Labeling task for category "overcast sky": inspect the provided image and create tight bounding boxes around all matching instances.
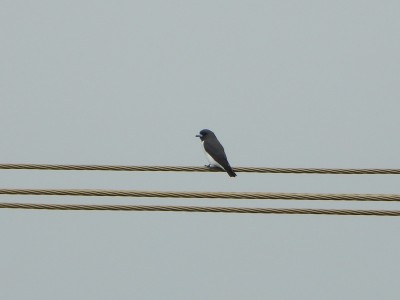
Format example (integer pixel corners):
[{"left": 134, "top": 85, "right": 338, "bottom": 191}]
[{"left": 1, "top": 1, "right": 400, "bottom": 299}]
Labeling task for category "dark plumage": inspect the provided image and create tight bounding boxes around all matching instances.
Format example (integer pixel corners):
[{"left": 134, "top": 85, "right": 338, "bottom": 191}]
[{"left": 196, "top": 129, "right": 237, "bottom": 177}]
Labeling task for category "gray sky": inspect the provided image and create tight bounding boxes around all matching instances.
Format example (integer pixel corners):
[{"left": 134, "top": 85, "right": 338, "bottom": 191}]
[{"left": 1, "top": 1, "right": 400, "bottom": 299}]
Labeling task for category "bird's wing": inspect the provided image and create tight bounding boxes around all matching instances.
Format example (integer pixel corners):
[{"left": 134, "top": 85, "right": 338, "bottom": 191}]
[{"left": 204, "top": 140, "right": 231, "bottom": 168}]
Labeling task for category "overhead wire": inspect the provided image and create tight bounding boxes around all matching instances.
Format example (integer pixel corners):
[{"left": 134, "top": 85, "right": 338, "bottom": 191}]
[
  {"left": 1, "top": 164, "right": 400, "bottom": 216},
  {"left": 1, "top": 188, "right": 400, "bottom": 202},
  {"left": 0, "top": 202, "right": 399, "bottom": 216},
  {"left": 0, "top": 163, "right": 400, "bottom": 174}
]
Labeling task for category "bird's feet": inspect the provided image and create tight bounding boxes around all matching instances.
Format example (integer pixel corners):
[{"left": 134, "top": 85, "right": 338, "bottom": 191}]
[{"left": 205, "top": 164, "right": 219, "bottom": 170}]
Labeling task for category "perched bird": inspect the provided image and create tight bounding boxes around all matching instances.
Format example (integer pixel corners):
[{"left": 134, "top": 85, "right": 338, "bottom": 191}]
[{"left": 196, "top": 129, "right": 237, "bottom": 177}]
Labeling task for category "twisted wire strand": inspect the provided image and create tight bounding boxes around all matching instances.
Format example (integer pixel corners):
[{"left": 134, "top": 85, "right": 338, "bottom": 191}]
[
  {"left": 1, "top": 164, "right": 400, "bottom": 174},
  {"left": 0, "top": 202, "right": 399, "bottom": 216},
  {"left": 1, "top": 188, "right": 400, "bottom": 202}
]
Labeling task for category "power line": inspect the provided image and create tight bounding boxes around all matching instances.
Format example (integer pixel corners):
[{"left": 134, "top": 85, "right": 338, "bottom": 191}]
[
  {"left": 1, "top": 188, "right": 400, "bottom": 202},
  {"left": 0, "top": 202, "right": 399, "bottom": 216},
  {"left": 0, "top": 164, "right": 400, "bottom": 174}
]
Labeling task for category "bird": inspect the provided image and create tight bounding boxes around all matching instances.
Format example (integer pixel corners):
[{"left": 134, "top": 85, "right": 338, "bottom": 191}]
[{"left": 195, "top": 129, "right": 237, "bottom": 177}]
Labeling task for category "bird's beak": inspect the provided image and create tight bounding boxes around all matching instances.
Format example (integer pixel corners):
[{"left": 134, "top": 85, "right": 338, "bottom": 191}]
[{"left": 195, "top": 134, "right": 202, "bottom": 138}]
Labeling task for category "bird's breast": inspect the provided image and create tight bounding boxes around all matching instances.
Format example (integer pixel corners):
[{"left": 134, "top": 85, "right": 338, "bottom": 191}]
[{"left": 202, "top": 141, "right": 224, "bottom": 170}]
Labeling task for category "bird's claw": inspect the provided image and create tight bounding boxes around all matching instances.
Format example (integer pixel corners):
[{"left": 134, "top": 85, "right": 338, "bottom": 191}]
[{"left": 205, "top": 164, "right": 219, "bottom": 170}]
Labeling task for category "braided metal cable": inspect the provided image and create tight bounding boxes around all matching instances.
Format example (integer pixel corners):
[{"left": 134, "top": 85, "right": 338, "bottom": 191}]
[
  {"left": 1, "top": 164, "right": 400, "bottom": 174},
  {"left": 1, "top": 188, "right": 400, "bottom": 202},
  {"left": 0, "top": 202, "right": 399, "bottom": 216}
]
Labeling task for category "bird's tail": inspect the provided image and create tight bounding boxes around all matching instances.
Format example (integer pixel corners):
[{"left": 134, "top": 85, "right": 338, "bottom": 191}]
[{"left": 226, "top": 166, "right": 237, "bottom": 177}]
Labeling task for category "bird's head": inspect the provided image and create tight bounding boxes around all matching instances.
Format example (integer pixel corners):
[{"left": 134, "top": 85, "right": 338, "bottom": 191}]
[{"left": 195, "top": 129, "right": 214, "bottom": 141}]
